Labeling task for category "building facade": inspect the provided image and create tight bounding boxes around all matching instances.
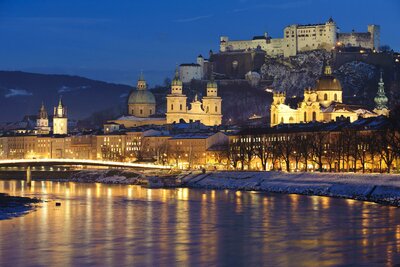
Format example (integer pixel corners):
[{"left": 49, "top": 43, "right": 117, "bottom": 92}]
[
  {"left": 270, "top": 65, "right": 378, "bottom": 126},
  {"left": 166, "top": 70, "right": 222, "bottom": 126}
]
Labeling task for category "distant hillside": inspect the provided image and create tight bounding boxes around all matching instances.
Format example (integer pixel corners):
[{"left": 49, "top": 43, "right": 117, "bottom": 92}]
[{"left": 0, "top": 71, "right": 133, "bottom": 122}]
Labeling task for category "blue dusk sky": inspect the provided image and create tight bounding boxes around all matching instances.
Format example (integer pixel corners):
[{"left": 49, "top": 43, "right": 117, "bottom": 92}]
[{"left": 0, "top": 0, "right": 399, "bottom": 86}]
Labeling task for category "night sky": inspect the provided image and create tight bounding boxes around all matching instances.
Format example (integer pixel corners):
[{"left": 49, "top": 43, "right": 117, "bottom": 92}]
[{"left": 0, "top": 0, "right": 399, "bottom": 86}]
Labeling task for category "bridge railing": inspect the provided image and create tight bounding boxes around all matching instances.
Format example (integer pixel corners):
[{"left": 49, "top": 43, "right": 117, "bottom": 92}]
[{"left": 0, "top": 159, "right": 171, "bottom": 170}]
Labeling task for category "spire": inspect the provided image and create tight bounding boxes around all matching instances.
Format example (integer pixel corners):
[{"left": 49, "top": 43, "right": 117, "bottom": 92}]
[
  {"left": 139, "top": 70, "right": 144, "bottom": 81},
  {"left": 58, "top": 96, "right": 63, "bottom": 108},
  {"left": 137, "top": 71, "right": 147, "bottom": 90},
  {"left": 171, "top": 65, "right": 183, "bottom": 87},
  {"left": 374, "top": 70, "right": 388, "bottom": 110},
  {"left": 207, "top": 65, "right": 217, "bottom": 89},
  {"left": 54, "top": 96, "right": 66, "bottom": 118},
  {"left": 38, "top": 102, "right": 48, "bottom": 119}
]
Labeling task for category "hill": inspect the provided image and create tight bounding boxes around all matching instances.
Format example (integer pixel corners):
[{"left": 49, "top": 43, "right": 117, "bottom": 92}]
[{"left": 0, "top": 71, "right": 133, "bottom": 122}]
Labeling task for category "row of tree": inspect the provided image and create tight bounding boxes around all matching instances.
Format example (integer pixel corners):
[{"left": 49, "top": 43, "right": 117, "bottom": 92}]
[{"left": 229, "top": 128, "right": 400, "bottom": 173}]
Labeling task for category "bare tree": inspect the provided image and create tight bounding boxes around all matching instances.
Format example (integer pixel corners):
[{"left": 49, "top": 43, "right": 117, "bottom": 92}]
[
  {"left": 311, "top": 131, "right": 328, "bottom": 172},
  {"left": 253, "top": 135, "right": 272, "bottom": 171},
  {"left": 378, "top": 129, "right": 397, "bottom": 173},
  {"left": 277, "top": 134, "right": 295, "bottom": 172}
]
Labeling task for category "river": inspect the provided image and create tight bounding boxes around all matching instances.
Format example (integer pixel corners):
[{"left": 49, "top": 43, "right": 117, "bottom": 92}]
[{"left": 0, "top": 179, "right": 400, "bottom": 266}]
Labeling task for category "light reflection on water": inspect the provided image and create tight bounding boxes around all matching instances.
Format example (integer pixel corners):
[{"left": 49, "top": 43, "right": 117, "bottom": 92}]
[{"left": 0, "top": 180, "right": 400, "bottom": 266}]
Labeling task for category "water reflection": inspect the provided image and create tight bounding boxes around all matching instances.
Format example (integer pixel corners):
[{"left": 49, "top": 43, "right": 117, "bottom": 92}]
[{"left": 0, "top": 180, "right": 400, "bottom": 266}]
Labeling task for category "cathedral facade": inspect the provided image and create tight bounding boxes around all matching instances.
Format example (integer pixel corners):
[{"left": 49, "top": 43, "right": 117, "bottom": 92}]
[
  {"left": 270, "top": 65, "right": 386, "bottom": 127},
  {"left": 166, "top": 70, "right": 222, "bottom": 126}
]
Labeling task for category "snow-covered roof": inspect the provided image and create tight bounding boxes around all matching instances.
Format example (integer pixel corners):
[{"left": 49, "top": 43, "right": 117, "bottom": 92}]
[{"left": 114, "top": 115, "right": 165, "bottom": 122}]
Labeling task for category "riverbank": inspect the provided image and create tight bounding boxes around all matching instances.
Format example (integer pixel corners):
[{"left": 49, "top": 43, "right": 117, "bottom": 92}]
[
  {"left": 0, "top": 193, "right": 41, "bottom": 220},
  {"left": 2, "top": 169, "right": 400, "bottom": 207},
  {"left": 0, "top": 169, "right": 181, "bottom": 186},
  {"left": 181, "top": 171, "right": 400, "bottom": 207}
]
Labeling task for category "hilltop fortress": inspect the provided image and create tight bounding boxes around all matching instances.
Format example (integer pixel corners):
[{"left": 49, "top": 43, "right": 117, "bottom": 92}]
[{"left": 219, "top": 18, "right": 380, "bottom": 57}]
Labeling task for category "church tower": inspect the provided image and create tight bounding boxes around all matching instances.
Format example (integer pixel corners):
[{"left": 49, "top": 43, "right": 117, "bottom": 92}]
[
  {"left": 373, "top": 71, "right": 389, "bottom": 116},
  {"left": 166, "top": 68, "right": 187, "bottom": 123},
  {"left": 36, "top": 102, "right": 50, "bottom": 134},
  {"left": 53, "top": 97, "right": 68, "bottom": 135},
  {"left": 202, "top": 72, "right": 222, "bottom": 126}
]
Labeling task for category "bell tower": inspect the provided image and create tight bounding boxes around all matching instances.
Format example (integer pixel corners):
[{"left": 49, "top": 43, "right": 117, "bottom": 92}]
[
  {"left": 166, "top": 67, "right": 188, "bottom": 123},
  {"left": 36, "top": 102, "right": 50, "bottom": 134},
  {"left": 202, "top": 72, "right": 222, "bottom": 126},
  {"left": 53, "top": 97, "right": 68, "bottom": 135},
  {"left": 373, "top": 70, "right": 390, "bottom": 116}
]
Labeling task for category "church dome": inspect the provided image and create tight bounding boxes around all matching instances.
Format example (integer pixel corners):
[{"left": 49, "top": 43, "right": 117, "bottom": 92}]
[
  {"left": 128, "top": 90, "right": 156, "bottom": 105},
  {"left": 315, "top": 66, "right": 342, "bottom": 91}
]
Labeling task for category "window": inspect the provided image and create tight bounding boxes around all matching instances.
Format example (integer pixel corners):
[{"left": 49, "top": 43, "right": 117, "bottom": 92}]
[
  {"left": 324, "top": 93, "right": 328, "bottom": 101},
  {"left": 304, "top": 112, "right": 307, "bottom": 122},
  {"left": 334, "top": 93, "right": 337, "bottom": 101},
  {"left": 171, "top": 104, "right": 173, "bottom": 111},
  {"left": 150, "top": 109, "right": 152, "bottom": 115},
  {"left": 180, "top": 104, "right": 182, "bottom": 110},
  {"left": 281, "top": 117, "right": 284, "bottom": 124},
  {"left": 140, "top": 109, "right": 143, "bottom": 115},
  {"left": 312, "top": 111, "right": 317, "bottom": 121},
  {"left": 215, "top": 106, "right": 218, "bottom": 112}
]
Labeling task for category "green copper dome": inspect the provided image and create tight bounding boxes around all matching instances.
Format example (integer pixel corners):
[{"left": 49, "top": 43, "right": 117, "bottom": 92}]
[
  {"left": 128, "top": 73, "right": 156, "bottom": 104},
  {"left": 207, "top": 72, "right": 217, "bottom": 89},
  {"left": 128, "top": 90, "right": 156, "bottom": 105},
  {"left": 171, "top": 67, "right": 182, "bottom": 86}
]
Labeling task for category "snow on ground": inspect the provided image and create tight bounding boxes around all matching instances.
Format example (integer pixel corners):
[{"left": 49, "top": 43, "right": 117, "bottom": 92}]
[
  {"left": 182, "top": 171, "right": 400, "bottom": 206},
  {"left": 67, "top": 170, "right": 145, "bottom": 184}
]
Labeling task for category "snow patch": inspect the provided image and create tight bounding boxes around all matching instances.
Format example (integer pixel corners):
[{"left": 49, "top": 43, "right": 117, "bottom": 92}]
[{"left": 4, "top": 89, "right": 33, "bottom": 98}]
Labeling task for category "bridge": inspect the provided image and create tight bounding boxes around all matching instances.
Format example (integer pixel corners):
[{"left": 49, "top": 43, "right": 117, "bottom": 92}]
[{"left": 0, "top": 159, "right": 171, "bottom": 184}]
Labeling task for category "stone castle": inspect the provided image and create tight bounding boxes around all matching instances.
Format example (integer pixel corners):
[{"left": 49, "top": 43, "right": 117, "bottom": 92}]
[{"left": 220, "top": 18, "right": 380, "bottom": 57}]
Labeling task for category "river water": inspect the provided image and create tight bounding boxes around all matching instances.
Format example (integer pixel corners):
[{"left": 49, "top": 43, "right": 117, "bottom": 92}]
[{"left": 0, "top": 180, "right": 400, "bottom": 266}]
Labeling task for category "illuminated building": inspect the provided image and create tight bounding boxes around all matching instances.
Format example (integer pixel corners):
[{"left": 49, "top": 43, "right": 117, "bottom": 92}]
[
  {"left": 53, "top": 97, "right": 68, "bottom": 135},
  {"left": 166, "top": 69, "right": 222, "bottom": 126},
  {"left": 270, "top": 64, "right": 378, "bottom": 126}
]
